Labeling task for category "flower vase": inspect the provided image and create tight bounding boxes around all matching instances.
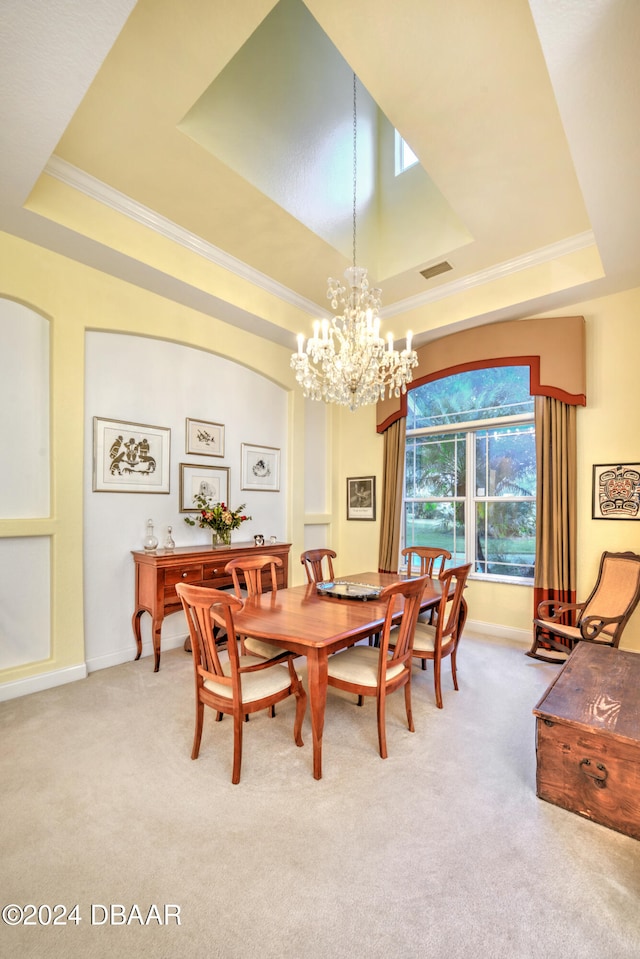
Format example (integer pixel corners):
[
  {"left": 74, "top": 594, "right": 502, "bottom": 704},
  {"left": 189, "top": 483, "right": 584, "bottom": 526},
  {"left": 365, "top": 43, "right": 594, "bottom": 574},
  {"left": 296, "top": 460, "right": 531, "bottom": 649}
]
[{"left": 212, "top": 529, "right": 231, "bottom": 547}]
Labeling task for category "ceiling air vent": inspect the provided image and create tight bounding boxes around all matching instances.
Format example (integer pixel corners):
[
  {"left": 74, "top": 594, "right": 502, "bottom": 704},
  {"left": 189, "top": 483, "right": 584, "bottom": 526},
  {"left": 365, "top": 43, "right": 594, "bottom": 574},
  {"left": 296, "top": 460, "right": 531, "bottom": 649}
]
[{"left": 420, "top": 261, "right": 452, "bottom": 281}]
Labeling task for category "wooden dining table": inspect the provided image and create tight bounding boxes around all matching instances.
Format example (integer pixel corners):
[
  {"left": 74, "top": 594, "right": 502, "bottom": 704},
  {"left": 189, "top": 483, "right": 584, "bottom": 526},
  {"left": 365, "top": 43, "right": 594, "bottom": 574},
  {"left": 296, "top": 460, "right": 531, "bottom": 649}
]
[{"left": 233, "top": 570, "right": 454, "bottom": 779}]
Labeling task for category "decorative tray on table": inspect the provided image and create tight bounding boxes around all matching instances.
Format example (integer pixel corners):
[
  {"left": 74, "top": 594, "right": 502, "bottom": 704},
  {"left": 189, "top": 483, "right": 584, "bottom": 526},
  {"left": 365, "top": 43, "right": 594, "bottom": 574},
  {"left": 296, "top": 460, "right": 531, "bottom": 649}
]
[{"left": 316, "top": 581, "right": 382, "bottom": 601}]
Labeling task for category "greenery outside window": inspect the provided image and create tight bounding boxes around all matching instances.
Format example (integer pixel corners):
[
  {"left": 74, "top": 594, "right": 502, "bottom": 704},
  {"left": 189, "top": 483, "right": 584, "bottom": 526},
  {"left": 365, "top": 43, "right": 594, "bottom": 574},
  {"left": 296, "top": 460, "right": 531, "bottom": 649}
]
[{"left": 403, "top": 367, "right": 536, "bottom": 582}]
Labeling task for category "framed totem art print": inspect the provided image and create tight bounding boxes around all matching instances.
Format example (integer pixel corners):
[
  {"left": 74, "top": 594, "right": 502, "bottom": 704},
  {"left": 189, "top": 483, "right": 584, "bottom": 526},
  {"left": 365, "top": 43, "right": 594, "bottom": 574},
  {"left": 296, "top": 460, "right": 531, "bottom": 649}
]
[{"left": 592, "top": 463, "right": 640, "bottom": 520}]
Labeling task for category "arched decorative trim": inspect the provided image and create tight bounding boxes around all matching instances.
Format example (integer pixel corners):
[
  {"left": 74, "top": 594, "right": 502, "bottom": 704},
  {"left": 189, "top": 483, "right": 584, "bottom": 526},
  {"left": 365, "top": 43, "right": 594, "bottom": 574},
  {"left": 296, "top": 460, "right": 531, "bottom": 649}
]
[{"left": 376, "top": 316, "right": 586, "bottom": 433}]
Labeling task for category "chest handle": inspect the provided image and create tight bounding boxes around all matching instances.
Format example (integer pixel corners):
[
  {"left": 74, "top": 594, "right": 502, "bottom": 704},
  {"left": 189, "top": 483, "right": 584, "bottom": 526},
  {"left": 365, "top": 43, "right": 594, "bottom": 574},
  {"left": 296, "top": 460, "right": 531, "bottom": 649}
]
[{"left": 579, "top": 758, "right": 608, "bottom": 788}]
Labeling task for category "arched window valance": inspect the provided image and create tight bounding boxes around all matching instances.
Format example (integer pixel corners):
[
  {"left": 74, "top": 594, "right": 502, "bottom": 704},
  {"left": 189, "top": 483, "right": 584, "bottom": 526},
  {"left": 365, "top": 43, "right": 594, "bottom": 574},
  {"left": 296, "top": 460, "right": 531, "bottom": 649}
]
[{"left": 376, "top": 315, "right": 586, "bottom": 433}]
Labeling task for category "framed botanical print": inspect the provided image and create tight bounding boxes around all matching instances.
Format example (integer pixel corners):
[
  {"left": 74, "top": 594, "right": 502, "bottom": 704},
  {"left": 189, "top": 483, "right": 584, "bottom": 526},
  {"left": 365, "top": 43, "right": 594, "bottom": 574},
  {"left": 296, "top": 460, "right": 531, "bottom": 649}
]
[
  {"left": 241, "top": 443, "right": 280, "bottom": 491},
  {"left": 179, "top": 463, "right": 230, "bottom": 512},
  {"left": 347, "top": 475, "right": 376, "bottom": 521},
  {"left": 185, "top": 418, "right": 225, "bottom": 457},
  {"left": 93, "top": 417, "right": 170, "bottom": 493},
  {"left": 592, "top": 463, "right": 640, "bottom": 520}
]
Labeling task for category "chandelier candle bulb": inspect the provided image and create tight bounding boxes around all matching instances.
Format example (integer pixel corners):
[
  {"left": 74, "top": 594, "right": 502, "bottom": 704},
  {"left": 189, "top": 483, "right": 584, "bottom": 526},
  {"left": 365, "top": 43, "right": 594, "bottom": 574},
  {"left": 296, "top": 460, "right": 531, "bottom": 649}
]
[
  {"left": 297, "top": 333, "right": 304, "bottom": 355},
  {"left": 406, "top": 331, "right": 413, "bottom": 353},
  {"left": 387, "top": 333, "right": 394, "bottom": 352}
]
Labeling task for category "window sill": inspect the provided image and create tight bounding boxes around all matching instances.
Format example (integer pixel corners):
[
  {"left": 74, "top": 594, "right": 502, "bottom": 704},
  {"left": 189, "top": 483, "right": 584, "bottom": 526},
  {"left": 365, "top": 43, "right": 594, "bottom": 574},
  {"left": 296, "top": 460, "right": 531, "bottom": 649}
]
[{"left": 469, "top": 573, "right": 533, "bottom": 587}]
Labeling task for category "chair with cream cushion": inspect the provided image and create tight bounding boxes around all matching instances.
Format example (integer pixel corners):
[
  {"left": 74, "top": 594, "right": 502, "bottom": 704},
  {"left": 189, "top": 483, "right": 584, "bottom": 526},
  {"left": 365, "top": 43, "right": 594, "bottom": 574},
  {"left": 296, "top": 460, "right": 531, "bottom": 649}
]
[
  {"left": 300, "top": 548, "right": 337, "bottom": 584},
  {"left": 326, "top": 575, "right": 428, "bottom": 760},
  {"left": 225, "top": 554, "right": 293, "bottom": 662},
  {"left": 396, "top": 563, "right": 471, "bottom": 709},
  {"left": 176, "top": 582, "right": 306, "bottom": 784}
]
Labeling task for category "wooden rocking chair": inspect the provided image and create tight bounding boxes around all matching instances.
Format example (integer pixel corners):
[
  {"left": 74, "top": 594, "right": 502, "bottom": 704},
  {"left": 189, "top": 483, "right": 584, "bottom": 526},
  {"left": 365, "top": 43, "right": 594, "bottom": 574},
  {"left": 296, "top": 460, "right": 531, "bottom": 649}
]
[{"left": 527, "top": 550, "right": 640, "bottom": 663}]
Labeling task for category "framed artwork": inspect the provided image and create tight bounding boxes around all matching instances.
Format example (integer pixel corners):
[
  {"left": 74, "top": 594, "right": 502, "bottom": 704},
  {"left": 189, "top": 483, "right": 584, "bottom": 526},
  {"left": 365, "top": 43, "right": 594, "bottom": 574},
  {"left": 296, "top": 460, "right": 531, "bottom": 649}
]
[
  {"left": 347, "top": 475, "right": 376, "bottom": 521},
  {"left": 592, "top": 463, "right": 640, "bottom": 520},
  {"left": 241, "top": 443, "right": 280, "bottom": 491},
  {"left": 179, "top": 463, "right": 230, "bottom": 512},
  {"left": 93, "top": 417, "right": 170, "bottom": 493},
  {"left": 185, "top": 418, "right": 225, "bottom": 457}
]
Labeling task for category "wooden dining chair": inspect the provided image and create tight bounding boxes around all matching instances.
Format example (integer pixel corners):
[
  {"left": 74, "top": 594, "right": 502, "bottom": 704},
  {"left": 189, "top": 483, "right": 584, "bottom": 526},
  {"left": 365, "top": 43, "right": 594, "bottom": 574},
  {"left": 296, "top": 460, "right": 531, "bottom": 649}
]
[
  {"left": 225, "top": 554, "right": 294, "bottom": 662},
  {"left": 300, "top": 548, "right": 337, "bottom": 584},
  {"left": 402, "top": 546, "right": 452, "bottom": 628},
  {"left": 402, "top": 546, "right": 451, "bottom": 577},
  {"left": 393, "top": 563, "right": 471, "bottom": 709},
  {"left": 326, "top": 575, "right": 428, "bottom": 760},
  {"left": 176, "top": 583, "right": 306, "bottom": 784}
]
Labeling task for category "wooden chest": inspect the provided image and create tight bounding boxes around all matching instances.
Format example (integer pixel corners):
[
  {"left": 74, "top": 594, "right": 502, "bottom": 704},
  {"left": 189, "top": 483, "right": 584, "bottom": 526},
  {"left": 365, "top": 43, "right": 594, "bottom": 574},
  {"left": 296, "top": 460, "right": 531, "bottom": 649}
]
[{"left": 533, "top": 643, "right": 640, "bottom": 840}]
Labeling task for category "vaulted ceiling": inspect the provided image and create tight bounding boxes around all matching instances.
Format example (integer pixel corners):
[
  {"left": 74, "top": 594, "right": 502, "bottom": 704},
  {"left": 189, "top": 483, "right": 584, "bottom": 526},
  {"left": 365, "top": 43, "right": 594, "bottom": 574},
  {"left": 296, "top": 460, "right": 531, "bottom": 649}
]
[{"left": 2, "top": 0, "right": 639, "bottom": 350}]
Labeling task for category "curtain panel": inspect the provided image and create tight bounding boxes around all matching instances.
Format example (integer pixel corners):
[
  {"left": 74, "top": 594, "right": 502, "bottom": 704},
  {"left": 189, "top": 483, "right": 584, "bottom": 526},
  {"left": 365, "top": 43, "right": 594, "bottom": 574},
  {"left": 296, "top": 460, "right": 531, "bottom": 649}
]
[
  {"left": 530, "top": 396, "right": 577, "bottom": 652},
  {"left": 377, "top": 417, "right": 406, "bottom": 573}
]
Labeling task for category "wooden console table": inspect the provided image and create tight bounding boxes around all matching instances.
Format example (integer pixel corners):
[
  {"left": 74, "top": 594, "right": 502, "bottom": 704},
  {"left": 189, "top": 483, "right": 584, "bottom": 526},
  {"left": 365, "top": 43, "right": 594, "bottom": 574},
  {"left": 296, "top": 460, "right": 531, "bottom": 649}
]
[{"left": 132, "top": 541, "right": 291, "bottom": 671}]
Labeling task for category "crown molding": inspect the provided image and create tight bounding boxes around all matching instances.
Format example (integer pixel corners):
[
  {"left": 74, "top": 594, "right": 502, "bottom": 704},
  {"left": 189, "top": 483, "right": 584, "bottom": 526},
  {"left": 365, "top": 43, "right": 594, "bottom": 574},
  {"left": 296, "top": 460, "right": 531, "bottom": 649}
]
[
  {"left": 381, "top": 230, "right": 596, "bottom": 319},
  {"left": 45, "top": 157, "right": 595, "bottom": 326},
  {"left": 45, "top": 156, "right": 325, "bottom": 318}
]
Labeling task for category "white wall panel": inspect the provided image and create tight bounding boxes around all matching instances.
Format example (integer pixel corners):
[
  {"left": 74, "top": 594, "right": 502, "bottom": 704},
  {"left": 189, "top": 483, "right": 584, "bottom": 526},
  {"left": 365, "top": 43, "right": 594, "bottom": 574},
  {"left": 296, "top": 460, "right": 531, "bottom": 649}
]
[
  {"left": 0, "top": 299, "right": 49, "bottom": 517},
  {"left": 0, "top": 537, "right": 50, "bottom": 669}
]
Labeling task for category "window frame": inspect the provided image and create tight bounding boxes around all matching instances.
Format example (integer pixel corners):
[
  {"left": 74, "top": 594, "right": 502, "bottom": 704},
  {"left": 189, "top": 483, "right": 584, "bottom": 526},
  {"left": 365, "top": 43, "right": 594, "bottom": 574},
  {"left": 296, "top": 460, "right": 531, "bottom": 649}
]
[
  {"left": 403, "top": 412, "right": 536, "bottom": 585},
  {"left": 394, "top": 130, "right": 419, "bottom": 175}
]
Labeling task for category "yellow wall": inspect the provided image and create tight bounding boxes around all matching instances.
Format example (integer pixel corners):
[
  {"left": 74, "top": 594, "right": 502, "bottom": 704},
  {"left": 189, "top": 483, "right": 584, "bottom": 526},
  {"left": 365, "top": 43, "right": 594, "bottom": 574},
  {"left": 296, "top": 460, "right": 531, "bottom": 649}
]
[
  {"left": 572, "top": 288, "right": 640, "bottom": 649},
  {"left": 480, "top": 285, "right": 640, "bottom": 652},
  {"left": 2, "top": 226, "right": 640, "bottom": 696},
  {"left": 0, "top": 231, "right": 309, "bottom": 689},
  {"left": 331, "top": 287, "right": 640, "bottom": 651}
]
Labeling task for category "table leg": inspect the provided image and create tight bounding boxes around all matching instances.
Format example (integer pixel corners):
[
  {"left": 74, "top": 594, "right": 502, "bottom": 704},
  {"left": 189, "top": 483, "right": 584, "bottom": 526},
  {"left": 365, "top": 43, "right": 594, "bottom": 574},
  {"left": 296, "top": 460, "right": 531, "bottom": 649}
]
[
  {"left": 131, "top": 609, "right": 162, "bottom": 671},
  {"left": 131, "top": 608, "right": 144, "bottom": 660},
  {"left": 152, "top": 618, "right": 162, "bottom": 672},
  {"left": 306, "top": 648, "right": 329, "bottom": 780},
  {"left": 458, "top": 597, "right": 468, "bottom": 638}
]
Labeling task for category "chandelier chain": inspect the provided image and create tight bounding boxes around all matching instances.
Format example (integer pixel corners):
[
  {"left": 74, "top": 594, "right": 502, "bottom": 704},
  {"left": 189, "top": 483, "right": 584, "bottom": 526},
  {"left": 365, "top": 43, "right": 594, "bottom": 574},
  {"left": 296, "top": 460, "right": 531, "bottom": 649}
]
[
  {"left": 290, "top": 71, "right": 418, "bottom": 410},
  {"left": 352, "top": 72, "right": 357, "bottom": 270}
]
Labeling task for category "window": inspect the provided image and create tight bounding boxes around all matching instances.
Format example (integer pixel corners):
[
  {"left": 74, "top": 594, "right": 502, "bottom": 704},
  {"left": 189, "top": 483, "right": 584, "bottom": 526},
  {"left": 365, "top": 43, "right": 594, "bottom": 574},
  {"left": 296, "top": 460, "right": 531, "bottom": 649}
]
[
  {"left": 403, "top": 367, "right": 536, "bottom": 582},
  {"left": 394, "top": 130, "right": 419, "bottom": 175}
]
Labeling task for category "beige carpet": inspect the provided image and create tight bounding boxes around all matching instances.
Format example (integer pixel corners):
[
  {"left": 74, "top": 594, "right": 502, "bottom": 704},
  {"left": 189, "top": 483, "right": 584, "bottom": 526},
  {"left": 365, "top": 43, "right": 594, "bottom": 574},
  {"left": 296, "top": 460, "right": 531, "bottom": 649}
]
[{"left": 1, "top": 634, "right": 639, "bottom": 959}]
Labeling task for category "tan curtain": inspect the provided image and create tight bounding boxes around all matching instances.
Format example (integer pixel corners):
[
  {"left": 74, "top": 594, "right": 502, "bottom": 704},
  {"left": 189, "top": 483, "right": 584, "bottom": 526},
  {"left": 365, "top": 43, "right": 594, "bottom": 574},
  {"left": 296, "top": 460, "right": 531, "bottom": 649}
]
[
  {"left": 378, "top": 417, "right": 406, "bottom": 573},
  {"left": 534, "top": 396, "right": 577, "bottom": 643}
]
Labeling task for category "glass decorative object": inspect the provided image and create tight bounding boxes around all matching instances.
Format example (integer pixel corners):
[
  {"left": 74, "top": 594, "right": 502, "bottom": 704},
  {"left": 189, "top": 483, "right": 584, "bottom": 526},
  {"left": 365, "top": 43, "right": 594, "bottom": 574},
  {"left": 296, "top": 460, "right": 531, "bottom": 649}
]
[
  {"left": 143, "top": 518, "right": 158, "bottom": 552},
  {"left": 164, "top": 526, "right": 176, "bottom": 551},
  {"left": 212, "top": 529, "right": 231, "bottom": 547}
]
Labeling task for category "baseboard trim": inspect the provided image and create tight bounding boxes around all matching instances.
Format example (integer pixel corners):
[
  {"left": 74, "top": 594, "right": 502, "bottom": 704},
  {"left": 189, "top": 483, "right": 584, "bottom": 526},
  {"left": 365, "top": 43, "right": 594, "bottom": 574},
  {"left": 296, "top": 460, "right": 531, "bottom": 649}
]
[
  {"left": 0, "top": 663, "right": 88, "bottom": 702},
  {"left": 85, "top": 634, "right": 187, "bottom": 673},
  {"left": 0, "top": 624, "right": 527, "bottom": 701},
  {"left": 465, "top": 618, "right": 531, "bottom": 647}
]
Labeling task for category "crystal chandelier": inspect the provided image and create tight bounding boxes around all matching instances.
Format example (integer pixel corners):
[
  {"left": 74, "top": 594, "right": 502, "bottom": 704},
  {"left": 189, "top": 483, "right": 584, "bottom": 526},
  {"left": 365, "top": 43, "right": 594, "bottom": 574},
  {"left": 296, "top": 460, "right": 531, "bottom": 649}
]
[{"left": 290, "top": 74, "right": 418, "bottom": 412}]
